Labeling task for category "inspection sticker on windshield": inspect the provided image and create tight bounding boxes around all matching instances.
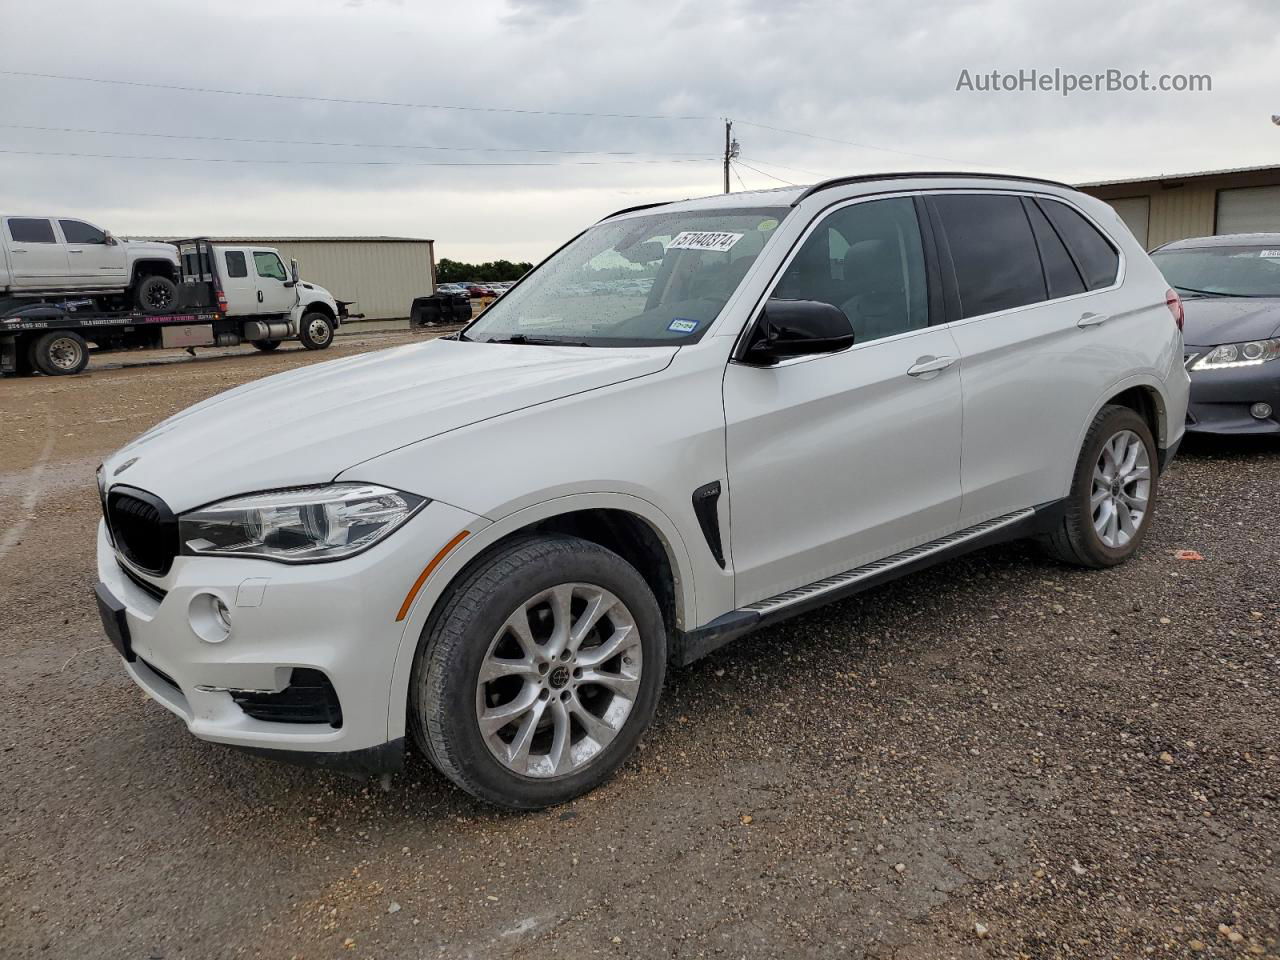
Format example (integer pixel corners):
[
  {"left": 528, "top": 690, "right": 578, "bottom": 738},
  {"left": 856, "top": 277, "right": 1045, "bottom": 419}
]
[
  {"left": 667, "top": 318, "right": 699, "bottom": 333},
  {"left": 666, "top": 231, "right": 743, "bottom": 253}
]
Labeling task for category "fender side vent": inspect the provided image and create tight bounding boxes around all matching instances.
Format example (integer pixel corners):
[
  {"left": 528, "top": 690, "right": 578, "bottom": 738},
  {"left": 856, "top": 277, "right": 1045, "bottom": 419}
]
[{"left": 692, "top": 481, "right": 726, "bottom": 568}]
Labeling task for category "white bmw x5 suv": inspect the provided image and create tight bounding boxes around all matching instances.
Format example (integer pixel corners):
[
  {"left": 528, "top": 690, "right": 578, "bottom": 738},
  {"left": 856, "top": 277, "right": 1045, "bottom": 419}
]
[{"left": 95, "top": 173, "right": 1189, "bottom": 809}]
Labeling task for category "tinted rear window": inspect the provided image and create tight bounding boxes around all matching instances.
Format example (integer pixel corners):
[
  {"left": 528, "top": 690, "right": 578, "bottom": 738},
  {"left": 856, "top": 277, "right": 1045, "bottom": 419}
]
[
  {"left": 225, "top": 251, "right": 247, "bottom": 278},
  {"left": 8, "top": 218, "right": 56, "bottom": 243},
  {"left": 932, "top": 194, "right": 1047, "bottom": 318},
  {"left": 1037, "top": 199, "right": 1119, "bottom": 290}
]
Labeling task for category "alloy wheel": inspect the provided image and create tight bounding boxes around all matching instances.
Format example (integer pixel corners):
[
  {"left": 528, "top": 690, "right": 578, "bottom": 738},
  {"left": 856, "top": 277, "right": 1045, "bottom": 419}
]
[
  {"left": 1091, "top": 429, "right": 1151, "bottom": 548},
  {"left": 475, "top": 582, "right": 642, "bottom": 778}
]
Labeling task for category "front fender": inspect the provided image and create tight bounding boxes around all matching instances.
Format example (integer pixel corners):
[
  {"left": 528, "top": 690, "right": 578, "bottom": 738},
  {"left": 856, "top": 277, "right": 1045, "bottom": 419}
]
[{"left": 382, "top": 491, "right": 698, "bottom": 743}]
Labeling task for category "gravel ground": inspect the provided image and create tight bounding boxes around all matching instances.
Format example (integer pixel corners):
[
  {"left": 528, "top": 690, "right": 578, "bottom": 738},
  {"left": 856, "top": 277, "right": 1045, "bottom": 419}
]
[{"left": 1, "top": 335, "right": 1277, "bottom": 960}]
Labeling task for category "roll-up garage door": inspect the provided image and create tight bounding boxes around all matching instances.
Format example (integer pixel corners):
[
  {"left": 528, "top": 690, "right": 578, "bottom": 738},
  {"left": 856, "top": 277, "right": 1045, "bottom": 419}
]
[
  {"left": 1216, "top": 186, "right": 1280, "bottom": 235},
  {"left": 1107, "top": 197, "right": 1150, "bottom": 248}
]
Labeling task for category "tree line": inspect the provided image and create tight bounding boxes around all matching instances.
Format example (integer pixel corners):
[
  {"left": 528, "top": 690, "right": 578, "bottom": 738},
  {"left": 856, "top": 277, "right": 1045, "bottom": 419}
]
[{"left": 437, "top": 258, "right": 534, "bottom": 284}]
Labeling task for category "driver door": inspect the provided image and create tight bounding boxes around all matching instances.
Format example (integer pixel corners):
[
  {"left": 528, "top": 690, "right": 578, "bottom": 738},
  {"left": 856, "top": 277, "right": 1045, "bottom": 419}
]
[
  {"left": 723, "top": 195, "right": 965, "bottom": 606},
  {"left": 252, "top": 250, "right": 297, "bottom": 314}
]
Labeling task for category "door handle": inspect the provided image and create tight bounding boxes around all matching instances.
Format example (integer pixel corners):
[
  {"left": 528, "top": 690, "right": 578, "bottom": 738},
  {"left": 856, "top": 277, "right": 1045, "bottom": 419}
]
[
  {"left": 906, "top": 355, "right": 957, "bottom": 377},
  {"left": 1077, "top": 312, "right": 1109, "bottom": 328},
  {"left": 257, "top": 290, "right": 264, "bottom": 303},
  {"left": 68, "top": 249, "right": 84, "bottom": 254}
]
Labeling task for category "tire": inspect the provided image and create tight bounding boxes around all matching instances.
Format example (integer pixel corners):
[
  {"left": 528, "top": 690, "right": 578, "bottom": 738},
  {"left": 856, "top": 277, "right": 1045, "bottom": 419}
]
[
  {"left": 31, "top": 331, "right": 89, "bottom": 376},
  {"left": 410, "top": 535, "right": 667, "bottom": 810},
  {"left": 298, "top": 311, "right": 334, "bottom": 350},
  {"left": 134, "top": 275, "right": 178, "bottom": 315},
  {"left": 1041, "top": 404, "right": 1158, "bottom": 568},
  {"left": 252, "top": 339, "right": 281, "bottom": 352}
]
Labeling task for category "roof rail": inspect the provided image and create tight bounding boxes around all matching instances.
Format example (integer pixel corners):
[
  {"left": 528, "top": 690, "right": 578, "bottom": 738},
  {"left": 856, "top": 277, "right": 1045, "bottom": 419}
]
[
  {"left": 597, "top": 200, "right": 672, "bottom": 222},
  {"left": 791, "top": 171, "right": 1074, "bottom": 206}
]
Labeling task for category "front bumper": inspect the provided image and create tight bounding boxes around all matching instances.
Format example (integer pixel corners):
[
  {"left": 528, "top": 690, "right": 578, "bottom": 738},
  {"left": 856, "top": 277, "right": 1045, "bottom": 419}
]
[
  {"left": 95, "top": 499, "right": 481, "bottom": 767},
  {"left": 1184, "top": 353, "right": 1280, "bottom": 436}
]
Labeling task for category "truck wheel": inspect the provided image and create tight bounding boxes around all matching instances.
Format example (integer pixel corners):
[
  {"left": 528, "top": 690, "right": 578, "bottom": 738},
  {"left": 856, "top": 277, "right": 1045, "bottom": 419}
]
[
  {"left": 410, "top": 535, "right": 667, "bottom": 810},
  {"left": 298, "top": 312, "right": 334, "bottom": 350},
  {"left": 135, "top": 275, "right": 178, "bottom": 315},
  {"left": 252, "top": 339, "right": 281, "bottom": 352},
  {"left": 31, "top": 331, "right": 90, "bottom": 376}
]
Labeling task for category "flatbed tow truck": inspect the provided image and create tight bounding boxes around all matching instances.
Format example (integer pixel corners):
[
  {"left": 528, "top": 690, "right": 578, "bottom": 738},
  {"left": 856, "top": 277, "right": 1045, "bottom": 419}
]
[{"left": 1, "top": 238, "right": 351, "bottom": 377}]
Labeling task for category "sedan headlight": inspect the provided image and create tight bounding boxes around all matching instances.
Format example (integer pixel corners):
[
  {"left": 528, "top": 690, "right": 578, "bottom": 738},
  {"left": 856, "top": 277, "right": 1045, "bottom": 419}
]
[
  {"left": 179, "top": 483, "right": 427, "bottom": 563},
  {"left": 1191, "top": 338, "right": 1280, "bottom": 370}
]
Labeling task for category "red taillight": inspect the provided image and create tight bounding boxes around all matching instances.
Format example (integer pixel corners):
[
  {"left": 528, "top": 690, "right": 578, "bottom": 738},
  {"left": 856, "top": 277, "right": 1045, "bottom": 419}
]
[
  {"left": 1165, "top": 288, "right": 1184, "bottom": 331},
  {"left": 216, "top": 289, "right": 228, "bottom": 313}
]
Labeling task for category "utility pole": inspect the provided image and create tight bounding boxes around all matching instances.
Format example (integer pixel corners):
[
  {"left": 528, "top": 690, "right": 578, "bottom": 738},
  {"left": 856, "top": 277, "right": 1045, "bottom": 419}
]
[{"left": 723, "top": 119, "right": 739, "bottom": 193}]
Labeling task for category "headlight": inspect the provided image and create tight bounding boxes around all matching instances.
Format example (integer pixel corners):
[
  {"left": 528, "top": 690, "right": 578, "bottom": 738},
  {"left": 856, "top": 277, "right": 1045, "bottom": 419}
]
[
  {"left": 1191, "top": 338, "right": 1280, "bottom": 370},
  {"left": 179, "top": 483, "right": 427, "bottom": 563}
]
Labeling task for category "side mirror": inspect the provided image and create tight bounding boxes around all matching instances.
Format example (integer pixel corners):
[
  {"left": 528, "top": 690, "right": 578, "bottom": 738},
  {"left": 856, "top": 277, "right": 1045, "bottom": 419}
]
[
  {"left": 744, "top": 299, "right": 855, "bottom": 365},
  {"left": 103, "top": 230, "right": 117, "bottom": 246},
  {"left": 291, "top": 258, "right": 300, "bottom": 283}
]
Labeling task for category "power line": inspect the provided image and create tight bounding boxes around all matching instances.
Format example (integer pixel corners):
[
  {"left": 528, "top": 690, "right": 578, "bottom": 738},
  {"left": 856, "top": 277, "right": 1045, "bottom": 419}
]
[
  {"left": 738, "top": 156, "right": 832, "bottom": 178},
  {"left": 0, "top": 147, "right": 719, "bottom": 167},
  {"left": 730, "top": 160, "right": 749, "bottom": 192},
  {"left": 735, "top": 119, "right": 972, "bottom": 165},
  {"left": 0, "top": 69, "right": 713, "bottom": 122},
  {"left": 733, "top": 159, "right": 797, "bottom": 186}
]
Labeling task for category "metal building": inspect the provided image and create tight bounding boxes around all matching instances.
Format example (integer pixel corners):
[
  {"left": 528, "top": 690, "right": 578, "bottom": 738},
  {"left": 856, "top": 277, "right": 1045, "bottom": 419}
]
[
  {"left": 1077, "top": 164, "right": 1280, "bottom": 250},
  {"left": 166, "top": 236, "right": 436, "bottom": 320}
]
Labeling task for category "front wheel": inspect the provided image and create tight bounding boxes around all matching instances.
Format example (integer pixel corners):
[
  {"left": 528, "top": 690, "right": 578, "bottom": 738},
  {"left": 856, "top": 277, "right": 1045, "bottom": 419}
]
[
  {"left": 410, "top": 535, "right": 667, "bottom": 810},
  {"left": 298, "top": 312, "right": 334, "bottom": 350},
  {"left": 1041, "top": 404, "right": 1158, "bottom": 568}
]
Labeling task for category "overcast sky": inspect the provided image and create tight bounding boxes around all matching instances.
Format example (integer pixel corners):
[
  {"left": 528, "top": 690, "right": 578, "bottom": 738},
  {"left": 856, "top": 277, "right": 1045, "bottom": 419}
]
[{"left": 2, "top": 0, "right": 1278, "bottom": 263}]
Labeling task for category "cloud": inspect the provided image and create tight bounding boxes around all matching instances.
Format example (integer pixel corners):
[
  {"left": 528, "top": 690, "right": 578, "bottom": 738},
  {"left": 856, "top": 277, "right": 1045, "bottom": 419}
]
[{"left": 1, "top": 0, "right": 1276, "bottom": 262}]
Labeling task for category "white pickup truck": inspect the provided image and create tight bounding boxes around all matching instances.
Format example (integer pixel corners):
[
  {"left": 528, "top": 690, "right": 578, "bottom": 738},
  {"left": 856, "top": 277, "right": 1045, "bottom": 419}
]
[
  {"left": 0, "top": 215, "right": 182, "bottom": 314},
  {"left": 1, "top": 237, "right": 351, "bottom": 376}
]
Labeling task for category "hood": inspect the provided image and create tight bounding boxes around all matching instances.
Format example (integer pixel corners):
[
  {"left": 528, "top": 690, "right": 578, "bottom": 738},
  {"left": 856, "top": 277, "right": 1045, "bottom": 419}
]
[
  {"left": 121, "top": 238, "right": 179, "bottom": 262},
  {"left": 1181, "top": 296, "right": 1280, "bottom": 347},
  {"left": 101, "top": 338, "right": 676, "bottom": 512}
]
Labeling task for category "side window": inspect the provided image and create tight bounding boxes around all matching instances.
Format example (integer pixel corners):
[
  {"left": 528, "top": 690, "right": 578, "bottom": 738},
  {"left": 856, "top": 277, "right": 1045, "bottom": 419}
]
[
  {"left": 1037, "top": 199, "right": 1120, "bottom": 290},
  {"left": 931, "top": 194, "right": 1047, "bottom": 318},
  {"left": 773, "top": 196, "right": 928, "bottom": 343},
  {"left": 225, "top": 251, "right": 248, "bottom": 278},
  {"left": 59, "top": 220, "right": 106, "bottom": 244},
  {"left": 1024, "top": 200, "right": 1086, "bottom": 299},
  {"left": 7, "top": 218, "right": 56, "bottom": 243},
  {"left": 253, "top": 252, "right": 287, "bottom": 281}
]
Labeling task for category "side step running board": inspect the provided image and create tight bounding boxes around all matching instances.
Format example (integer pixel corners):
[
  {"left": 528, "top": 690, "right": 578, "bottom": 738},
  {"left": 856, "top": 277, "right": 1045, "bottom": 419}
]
[{"left": 673, "top": 507, "right": 1040, "bottom": 666}]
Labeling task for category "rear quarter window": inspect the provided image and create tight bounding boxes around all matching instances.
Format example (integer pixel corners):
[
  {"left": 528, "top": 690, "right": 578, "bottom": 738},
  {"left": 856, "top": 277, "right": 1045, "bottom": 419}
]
[
  {"left": 225, "top": 251, "right": 248, "bottom": 278},
  {"left": 1037, "top": 199, "right": 1120, "bottom": 290}
]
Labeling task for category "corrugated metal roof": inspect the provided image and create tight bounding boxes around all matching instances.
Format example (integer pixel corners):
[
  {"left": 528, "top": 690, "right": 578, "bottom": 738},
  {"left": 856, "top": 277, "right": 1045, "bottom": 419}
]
[{"left": 1077, "top": 163, "right": 1280, "bottom": 188}]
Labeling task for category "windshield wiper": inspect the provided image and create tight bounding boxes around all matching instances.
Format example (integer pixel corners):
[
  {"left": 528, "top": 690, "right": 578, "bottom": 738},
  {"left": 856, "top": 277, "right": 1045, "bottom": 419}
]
[{"left": 485, "top": 334, "right": 591, "bottom": 346}]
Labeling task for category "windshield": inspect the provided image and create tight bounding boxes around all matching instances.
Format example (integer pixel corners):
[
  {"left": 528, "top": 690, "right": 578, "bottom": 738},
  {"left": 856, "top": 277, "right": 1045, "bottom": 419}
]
[
  {"left": 463, "top": 207, "right": 789, "bottom": 346},
  {"left": 1152, "top": 245, "right": 1280, "bottom": 298}
]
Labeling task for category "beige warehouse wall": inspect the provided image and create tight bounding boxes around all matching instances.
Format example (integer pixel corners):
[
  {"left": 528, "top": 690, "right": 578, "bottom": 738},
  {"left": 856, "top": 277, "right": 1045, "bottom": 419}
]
[{"left": 269, "top": 241, "right": 435, "bottom": 320}]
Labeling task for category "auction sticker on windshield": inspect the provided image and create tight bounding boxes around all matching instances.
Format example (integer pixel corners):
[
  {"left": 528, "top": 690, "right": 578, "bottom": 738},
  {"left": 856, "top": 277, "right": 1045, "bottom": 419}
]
[{"left": 667, "top": 231, "right": 744, "bottom": 253}]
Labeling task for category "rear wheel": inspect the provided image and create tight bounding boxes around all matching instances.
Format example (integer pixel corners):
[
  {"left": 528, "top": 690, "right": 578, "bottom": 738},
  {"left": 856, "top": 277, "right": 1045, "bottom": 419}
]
[
  {"left": 30, "top": 331, "right": 89, "bottom": 376},
  {"left": 252, "top": 339, "right": 281, "bottom": 352},
  {"left": 1041, "top": 404, "right": 1158, "bottom": 568},
  {"left": 410, "top": 535, "right": 666, "bottom": 810},
  {"left": 135, "top": 275, "right": 178, "bottom": 315},
  {"left": 298, "top": 312, "right": 334, "bottom": 350}
]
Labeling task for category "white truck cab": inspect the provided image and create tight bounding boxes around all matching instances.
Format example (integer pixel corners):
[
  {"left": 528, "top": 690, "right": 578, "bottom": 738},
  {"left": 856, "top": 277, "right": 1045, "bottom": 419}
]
[{"left": 208, "top": 243, "right": 344, "bottom": 350}]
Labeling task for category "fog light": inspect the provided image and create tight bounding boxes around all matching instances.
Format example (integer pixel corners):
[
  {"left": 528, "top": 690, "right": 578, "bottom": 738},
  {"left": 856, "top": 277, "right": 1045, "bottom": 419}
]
[
  {"left": 1250, "top": 402, "right": 1273, "bottom": 420},
  {"left": 189, "top": 592, "right": 232, "bottom": 644}
]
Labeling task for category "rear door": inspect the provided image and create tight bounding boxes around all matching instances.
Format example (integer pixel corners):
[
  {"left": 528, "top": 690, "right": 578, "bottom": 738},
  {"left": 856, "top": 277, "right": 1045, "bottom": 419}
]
[
  {"left": 252, "top": 249, "right": 296, "bottom": 315},
  {"left": 218, "top": 247, "right": 258, "bottom": 315},
  {"left": 4, "top": 218, "right": 69, "bottom": 286},
  {"left": 59, "top": 219, "right": 127, "bottom": 285},
  {"left": 926, "top": 192, "right": 1123, "bottom": 523}
]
